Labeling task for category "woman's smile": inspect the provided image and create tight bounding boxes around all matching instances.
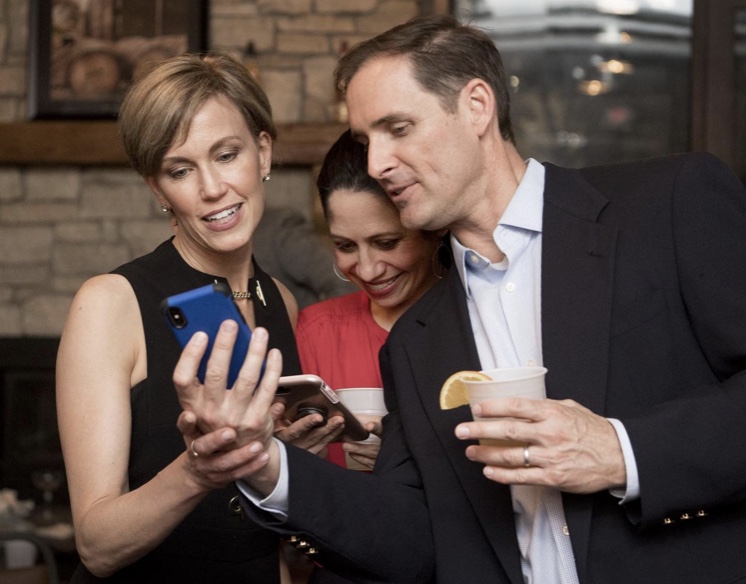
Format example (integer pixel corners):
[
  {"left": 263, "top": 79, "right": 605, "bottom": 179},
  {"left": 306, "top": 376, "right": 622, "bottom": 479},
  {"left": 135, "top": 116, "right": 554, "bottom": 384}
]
[
  {"left": 202, "top": 203, "right": 244, "bottom": 232},
  {"left": 362, "top": 273, "right": 402, "bottom": 298}
]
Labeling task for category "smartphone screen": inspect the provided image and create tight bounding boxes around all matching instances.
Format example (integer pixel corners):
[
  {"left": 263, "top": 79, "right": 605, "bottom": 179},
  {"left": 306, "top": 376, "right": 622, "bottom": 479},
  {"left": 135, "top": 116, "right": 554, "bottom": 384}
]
[{"left": 161, "top": 282, "right": 259, "bottom": 387}]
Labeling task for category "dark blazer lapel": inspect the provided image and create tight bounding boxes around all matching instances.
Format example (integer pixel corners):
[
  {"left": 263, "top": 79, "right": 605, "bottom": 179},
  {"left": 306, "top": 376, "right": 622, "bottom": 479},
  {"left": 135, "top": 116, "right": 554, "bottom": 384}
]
[
  {"left": 541, "top": 163, "right": 617, "bottom": 580},
  {"left": 404, "top": 266, "right": 524, "bottom": 583}
]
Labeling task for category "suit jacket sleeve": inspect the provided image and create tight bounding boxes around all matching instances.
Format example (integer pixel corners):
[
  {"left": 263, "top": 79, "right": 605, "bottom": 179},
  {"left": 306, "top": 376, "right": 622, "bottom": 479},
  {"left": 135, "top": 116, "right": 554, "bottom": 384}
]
[{"left": 615, "top": 153, "right": 746, "bottom": 524}]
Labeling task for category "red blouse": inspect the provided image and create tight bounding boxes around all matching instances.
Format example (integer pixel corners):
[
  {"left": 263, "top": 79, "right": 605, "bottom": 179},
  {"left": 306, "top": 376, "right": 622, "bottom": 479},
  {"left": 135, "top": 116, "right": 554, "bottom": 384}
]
[{"left": 296, "top": 291, "right": 388, "bottom": 467}]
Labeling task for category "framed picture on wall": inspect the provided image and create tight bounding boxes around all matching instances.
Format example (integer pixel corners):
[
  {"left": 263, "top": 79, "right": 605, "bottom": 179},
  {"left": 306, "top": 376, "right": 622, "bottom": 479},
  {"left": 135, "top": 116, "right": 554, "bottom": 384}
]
[{"left": 28, "top": 0, "right": 208, "bottom": 119}]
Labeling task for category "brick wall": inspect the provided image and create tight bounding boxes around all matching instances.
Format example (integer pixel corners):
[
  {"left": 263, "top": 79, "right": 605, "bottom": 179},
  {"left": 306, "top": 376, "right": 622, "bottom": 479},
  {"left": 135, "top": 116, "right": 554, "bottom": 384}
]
[{"left": 0, "top": 0, "right": 419, "bottom": 336}]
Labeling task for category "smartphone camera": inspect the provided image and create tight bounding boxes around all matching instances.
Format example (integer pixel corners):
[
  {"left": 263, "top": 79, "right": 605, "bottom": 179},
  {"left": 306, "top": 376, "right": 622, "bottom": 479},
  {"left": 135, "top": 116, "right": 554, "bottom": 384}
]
[
  {"left": 295, "top": 406, "right": 328, "bottom": 425},
  {"left": 165, "top": 306, "right": 188, "bottom": 329}
]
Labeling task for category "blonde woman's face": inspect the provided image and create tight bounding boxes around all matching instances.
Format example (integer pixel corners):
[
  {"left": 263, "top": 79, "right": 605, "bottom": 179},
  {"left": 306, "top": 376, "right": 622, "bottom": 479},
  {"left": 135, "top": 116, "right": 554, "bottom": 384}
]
[
  {"left": 146, "top": 96, "right": 271, "bottom": 261},
  {"left": 328, "top": 189, "right": 439, "bottom": 312}
]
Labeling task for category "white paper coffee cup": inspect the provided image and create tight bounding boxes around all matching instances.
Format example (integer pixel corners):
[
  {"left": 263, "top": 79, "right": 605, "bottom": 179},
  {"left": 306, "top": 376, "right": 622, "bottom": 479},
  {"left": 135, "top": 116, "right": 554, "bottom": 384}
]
[{"left": 463, "top": 366, "right": 547, "bottom": 447}]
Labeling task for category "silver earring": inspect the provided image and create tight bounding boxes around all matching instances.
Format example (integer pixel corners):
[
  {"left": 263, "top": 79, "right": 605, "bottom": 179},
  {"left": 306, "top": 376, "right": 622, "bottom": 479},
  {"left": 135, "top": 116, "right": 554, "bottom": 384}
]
[
  {"left": 262, "top": 174, "right": 271, "bottom": 182},
  {"left": 332, "top": 263, "right": 350, "bottom": 282},
  {"left": 160, "top": 205, "right": 169, "bottom": 213}
]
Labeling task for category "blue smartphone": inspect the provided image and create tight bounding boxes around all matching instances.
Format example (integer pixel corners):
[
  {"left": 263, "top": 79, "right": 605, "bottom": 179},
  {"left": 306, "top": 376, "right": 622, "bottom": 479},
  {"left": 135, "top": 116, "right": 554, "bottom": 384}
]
[{"left": 161, "top": 282, "right": 259, "bottom": 387}]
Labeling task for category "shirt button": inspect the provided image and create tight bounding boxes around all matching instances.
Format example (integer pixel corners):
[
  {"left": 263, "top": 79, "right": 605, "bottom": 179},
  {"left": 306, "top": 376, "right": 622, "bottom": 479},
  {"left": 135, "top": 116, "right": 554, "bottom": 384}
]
[
  {"left": 528, "top": 359, "right": 536, "bottom": 366},
  {"left": 506, "top": 282, "right": 516, "bottom": 292},
  {"left": 562, "top": 525, "right": 570, "bottom": 536},
  {"left": 469, "top": 253, "right": 479, "bottom": 265}
]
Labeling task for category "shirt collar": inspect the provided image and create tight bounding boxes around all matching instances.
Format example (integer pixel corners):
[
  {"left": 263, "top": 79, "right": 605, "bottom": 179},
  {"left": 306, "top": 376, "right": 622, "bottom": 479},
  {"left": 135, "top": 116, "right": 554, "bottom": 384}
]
[{"left": 452, "top": 158, "right": 546, "bottom": 291}]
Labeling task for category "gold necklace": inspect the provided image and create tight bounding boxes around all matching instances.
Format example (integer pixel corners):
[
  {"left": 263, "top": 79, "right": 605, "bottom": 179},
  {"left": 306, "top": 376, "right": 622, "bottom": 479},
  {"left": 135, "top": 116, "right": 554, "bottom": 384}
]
[{"left": 232, "top": 291, "right": 251, "bottom": 299}]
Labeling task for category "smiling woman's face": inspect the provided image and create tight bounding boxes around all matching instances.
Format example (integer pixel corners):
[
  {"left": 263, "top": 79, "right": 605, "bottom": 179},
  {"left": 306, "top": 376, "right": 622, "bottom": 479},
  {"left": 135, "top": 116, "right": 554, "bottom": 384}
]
[
  {"left": 328, "top": 188, "right": 439, "bottom": 317},
  {"left": 146, "top": 95, "right": 271, "bottom": 262}
]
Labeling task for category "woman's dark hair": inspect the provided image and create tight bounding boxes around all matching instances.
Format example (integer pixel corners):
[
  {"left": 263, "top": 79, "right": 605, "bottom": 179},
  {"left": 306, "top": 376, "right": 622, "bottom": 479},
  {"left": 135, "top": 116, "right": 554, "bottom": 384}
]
[
  {"left": 316, "top": 129, "right": 389, "bottom": 218},
  {"left": 317, "top": 129, "right": 452, "bottom": 273}
]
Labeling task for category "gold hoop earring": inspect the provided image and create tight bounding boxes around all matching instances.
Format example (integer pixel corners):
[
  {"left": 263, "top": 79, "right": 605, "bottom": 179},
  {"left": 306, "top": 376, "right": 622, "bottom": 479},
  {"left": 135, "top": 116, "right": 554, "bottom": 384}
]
[
  {"left": 333, "top": 263, "right": 350, "bottom": 282},
  {"left": 432, "top": 243, "right": 446, "bottom": 279}
]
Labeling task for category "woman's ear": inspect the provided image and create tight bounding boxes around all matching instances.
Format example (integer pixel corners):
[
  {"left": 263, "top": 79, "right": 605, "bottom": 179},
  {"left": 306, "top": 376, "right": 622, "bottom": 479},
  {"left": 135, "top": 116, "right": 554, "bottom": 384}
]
[
  {"left": 257, "top": 132, "right": 273, "bottom": 179},
  {"left": 146, "top": 177, "right": 169, "bottom": 210}
]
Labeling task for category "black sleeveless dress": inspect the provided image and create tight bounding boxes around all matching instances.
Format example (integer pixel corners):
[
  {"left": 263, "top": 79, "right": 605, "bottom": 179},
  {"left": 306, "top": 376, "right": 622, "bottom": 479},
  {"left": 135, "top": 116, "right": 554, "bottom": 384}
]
[{"left": 71, "top": 238, "right": 301, "bottom": 583}]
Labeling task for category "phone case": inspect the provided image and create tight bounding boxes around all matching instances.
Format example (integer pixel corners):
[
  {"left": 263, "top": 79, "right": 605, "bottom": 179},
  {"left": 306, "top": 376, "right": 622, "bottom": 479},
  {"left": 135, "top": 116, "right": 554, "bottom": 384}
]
[
  {"left": 161, "top": 282, "right": 255, "bottom": 387},
  {"left": 275, "top": 374, "right": 370, "bottom": 442}
]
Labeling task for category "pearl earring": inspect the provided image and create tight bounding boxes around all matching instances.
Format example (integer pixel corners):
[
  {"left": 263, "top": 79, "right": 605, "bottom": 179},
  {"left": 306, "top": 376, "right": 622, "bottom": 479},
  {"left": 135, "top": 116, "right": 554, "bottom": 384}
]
[{"left": 160, "top": 205, "right": 169, "bottom": 213}]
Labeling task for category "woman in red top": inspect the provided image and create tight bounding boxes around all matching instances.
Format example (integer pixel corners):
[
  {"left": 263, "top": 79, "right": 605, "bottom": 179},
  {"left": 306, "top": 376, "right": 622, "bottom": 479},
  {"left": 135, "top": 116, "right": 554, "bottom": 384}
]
[{"left": 296, "top": 130, "right": 445, "bottom": 468}]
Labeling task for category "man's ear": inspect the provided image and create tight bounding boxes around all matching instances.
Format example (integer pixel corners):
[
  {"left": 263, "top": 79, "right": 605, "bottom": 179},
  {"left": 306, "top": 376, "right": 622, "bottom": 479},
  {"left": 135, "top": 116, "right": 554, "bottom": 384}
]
[{"left": 462, "top": 78, "right": 496, "bottom": 138}]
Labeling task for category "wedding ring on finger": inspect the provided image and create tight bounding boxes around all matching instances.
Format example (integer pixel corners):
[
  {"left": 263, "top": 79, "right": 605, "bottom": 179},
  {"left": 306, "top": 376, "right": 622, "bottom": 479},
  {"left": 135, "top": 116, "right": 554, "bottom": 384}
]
[
  {"left": 523, "top": 445, "right": 531, "bottom": 468},
  {"left": 190, "top": 440, "right": 199, "bottom": 458}
]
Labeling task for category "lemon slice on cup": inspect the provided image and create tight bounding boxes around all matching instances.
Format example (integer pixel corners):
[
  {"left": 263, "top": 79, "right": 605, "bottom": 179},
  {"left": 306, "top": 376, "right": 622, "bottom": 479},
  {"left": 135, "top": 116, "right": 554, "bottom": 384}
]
[{"left": 439, "top": 370, "right": 492, "bottom": 410}]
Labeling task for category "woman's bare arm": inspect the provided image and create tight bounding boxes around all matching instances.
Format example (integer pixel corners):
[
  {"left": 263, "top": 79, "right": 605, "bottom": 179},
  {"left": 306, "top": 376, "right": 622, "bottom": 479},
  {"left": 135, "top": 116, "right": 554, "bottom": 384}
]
[{"left": 56, "top": 274, "right": 265, "bottom": 576}]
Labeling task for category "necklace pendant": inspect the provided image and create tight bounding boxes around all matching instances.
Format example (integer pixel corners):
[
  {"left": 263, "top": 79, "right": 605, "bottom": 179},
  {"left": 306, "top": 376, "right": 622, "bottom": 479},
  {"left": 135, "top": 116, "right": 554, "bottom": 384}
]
[{"left": 255, "top": 281, "right": 266, "bottom": 307}]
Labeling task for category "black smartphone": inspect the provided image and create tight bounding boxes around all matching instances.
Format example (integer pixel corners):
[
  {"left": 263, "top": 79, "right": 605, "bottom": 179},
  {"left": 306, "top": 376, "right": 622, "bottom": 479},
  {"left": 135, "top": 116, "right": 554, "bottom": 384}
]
[
  {"left": 161, "top": 282, "right": 259, "bottom": 387},
  {"left": 275, "top": 374, "right": 370, "bottom": 442}
]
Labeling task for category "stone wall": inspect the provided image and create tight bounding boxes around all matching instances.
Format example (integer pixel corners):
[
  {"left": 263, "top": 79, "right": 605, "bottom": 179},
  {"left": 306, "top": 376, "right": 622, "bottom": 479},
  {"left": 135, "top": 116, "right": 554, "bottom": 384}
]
[{"left": 0, "top": 0, "right": 420, "bottom": 336}]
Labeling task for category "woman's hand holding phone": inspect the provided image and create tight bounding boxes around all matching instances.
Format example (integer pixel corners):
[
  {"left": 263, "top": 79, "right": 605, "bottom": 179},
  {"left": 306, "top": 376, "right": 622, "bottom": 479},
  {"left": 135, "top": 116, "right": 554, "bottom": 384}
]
[
  {"left": 173, "top": 321, "right": 285, "bottom": 493},
  {"left": 273, "top": 409, "right": 346, "bottom": 457}
]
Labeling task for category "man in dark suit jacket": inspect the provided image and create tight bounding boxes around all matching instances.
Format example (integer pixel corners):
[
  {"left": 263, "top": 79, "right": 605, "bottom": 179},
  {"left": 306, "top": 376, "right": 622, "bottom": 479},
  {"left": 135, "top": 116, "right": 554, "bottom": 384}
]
[{"left": 174, "top": 14, "right": 746, "bottom": 584}]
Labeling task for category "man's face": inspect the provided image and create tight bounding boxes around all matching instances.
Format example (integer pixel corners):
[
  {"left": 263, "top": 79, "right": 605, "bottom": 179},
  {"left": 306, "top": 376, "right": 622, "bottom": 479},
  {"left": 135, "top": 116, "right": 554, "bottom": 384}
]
[{"left": 346, "top": 55, "right": 482, "bottom": 232}]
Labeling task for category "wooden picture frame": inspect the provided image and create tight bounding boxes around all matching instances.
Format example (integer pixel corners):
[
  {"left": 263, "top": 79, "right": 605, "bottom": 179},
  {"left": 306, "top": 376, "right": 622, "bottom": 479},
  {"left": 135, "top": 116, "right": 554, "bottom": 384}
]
[{"left": 28, "top": 0, "right": 208, "bottom": 119}]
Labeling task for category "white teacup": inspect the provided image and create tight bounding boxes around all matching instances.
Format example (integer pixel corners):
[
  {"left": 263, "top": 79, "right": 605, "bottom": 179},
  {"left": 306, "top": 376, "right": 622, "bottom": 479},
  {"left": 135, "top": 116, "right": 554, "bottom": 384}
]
[{"left": 335, "top": 388, "right": 387, "bottom": 470}]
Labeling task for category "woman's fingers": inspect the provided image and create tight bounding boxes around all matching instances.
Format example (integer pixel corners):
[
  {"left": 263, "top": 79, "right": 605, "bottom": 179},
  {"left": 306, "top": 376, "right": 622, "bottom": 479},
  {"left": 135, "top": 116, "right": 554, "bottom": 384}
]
[
  {"left": 177, "top": 410, "right": 200, "bottom": 443},
  {"left": 343, "top": 441, "right": 380, "bottom": 470},
  {"left": 275, "top": 415, "right": 345, "bottom": 453},
  {"left": 173, "top": 331, "right": 209, "bottom": 407},
  {"left": 187, "top": 426, "right": 238, "bottom": 458},
  {"left": 186, "top": 440, "right": 269, "bottom": 489},
  {"left": 365, "top": 418, "right": 383, "bottom": 438},
  {"left": 249, "top": 346, "right": 284, "bottom": 410},
  {"left": 174, "top": 324, "right": 283, "bottom": 451},
  {"left": 203, "top": 320, "right": 240, "bottom": 399},
  {"left": 233, "top": 326, "right": 269, "bottom": 394}
]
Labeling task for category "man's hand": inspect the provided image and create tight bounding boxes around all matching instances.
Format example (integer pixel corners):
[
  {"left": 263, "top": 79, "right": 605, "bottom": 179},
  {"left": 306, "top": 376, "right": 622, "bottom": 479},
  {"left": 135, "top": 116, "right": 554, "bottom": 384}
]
[{"left": 455, "top": 397, "right": 626, "bottom": 493}]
